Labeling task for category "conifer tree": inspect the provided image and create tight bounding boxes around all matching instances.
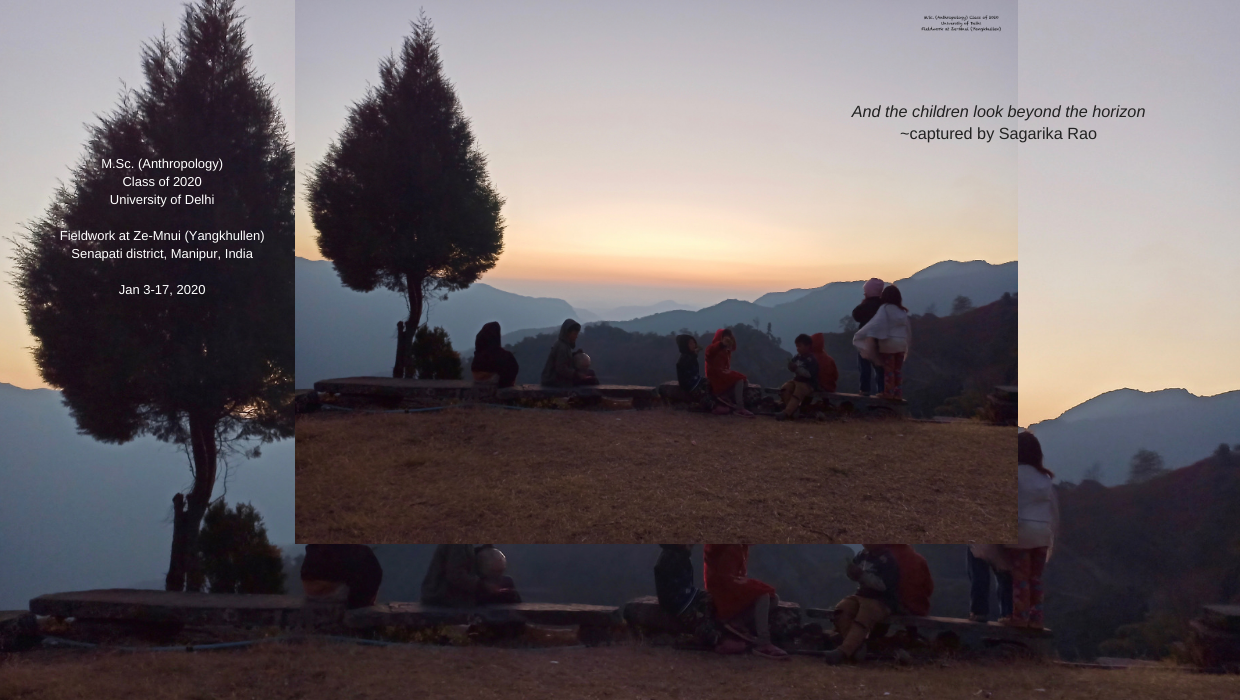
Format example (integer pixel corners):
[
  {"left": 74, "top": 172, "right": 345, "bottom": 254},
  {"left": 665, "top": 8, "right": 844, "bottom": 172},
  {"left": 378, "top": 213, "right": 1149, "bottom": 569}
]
[
  {"left": 13, "top": 0, "right": 293, "bottom": 591},
  {"left": 308, "top": 14, "right": 504, "bottom": 374}
]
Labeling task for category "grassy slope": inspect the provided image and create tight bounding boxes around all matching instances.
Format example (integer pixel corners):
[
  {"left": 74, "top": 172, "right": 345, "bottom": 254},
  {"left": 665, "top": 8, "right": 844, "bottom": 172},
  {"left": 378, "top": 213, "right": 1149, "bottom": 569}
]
[
  {"left": 3, "top": 644, "right": 1235, "bottom": 700},
  {"left": 296, "top": 407, "right": 1016, "bottom": 543}
]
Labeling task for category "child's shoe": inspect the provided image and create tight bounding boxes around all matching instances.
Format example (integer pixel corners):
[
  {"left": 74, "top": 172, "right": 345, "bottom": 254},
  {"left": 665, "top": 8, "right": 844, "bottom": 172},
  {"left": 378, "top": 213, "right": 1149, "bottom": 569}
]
[
  {"left": 753, "top": 643, "right": 790, "bottom": 660},
  {"left": 711, "top": 404, "right": 732, "bottom": 415}
]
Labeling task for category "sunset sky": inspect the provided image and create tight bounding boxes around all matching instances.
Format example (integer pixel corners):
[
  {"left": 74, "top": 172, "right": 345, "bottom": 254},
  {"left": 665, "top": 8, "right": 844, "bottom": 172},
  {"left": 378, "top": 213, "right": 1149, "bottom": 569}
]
[
  {"left": 296, "top": 0, "right": 1018, "bottom": 311},
  {"left": 0, "top": 0, "right": 294, "bottom": 390},
  {"left": 1018, "top": 0, "right": 1240, "bottom": 425}
]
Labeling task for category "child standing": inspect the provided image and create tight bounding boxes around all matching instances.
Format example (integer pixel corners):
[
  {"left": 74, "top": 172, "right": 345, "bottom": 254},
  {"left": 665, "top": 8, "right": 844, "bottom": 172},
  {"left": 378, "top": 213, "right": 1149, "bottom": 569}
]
[
  {"left": 852, "top": 285, "right": 911, "bottom": 400},
  {"left": 851, "top": 278, "right": 885, "bottom": 395},
  {"left": 1002, "top": 432, "right": 1058, "bottom": 630},
  {"left": 776, "top": 334, "right": 819, "bottom": 421}
]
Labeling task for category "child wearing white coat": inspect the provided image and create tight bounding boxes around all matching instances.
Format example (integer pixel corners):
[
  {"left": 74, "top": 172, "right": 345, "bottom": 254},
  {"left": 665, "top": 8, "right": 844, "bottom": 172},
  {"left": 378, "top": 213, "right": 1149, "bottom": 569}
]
[{"left": 852, "top": 285, "right": 911, "bottom": 400}]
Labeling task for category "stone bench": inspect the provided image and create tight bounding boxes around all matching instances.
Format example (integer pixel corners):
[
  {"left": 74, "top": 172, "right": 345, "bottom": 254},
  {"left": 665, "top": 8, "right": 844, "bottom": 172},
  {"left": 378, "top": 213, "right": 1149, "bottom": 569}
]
[
  {"left": 1188, "top": 604, "right": 1240, "bottom": 671},
  {"left": 313, "top": 377, "right": 496, "bottom": 403},
  {"left": 345, "top": 602, "right": 624, "bottom": 645},
  {"left": 623, "top": 595, "right": 802, "bottom": 644},
  {"left": 495, "top": 384, "right": 660, "bottom": 408},
  {"left": 29, "top": 589, "right": 308, "bottom": 628},
  {"left": 804, "top": 607, "right": 1052, "bottom": 654},
  {"left": 657, "top": 382, "right": 908, "bottom": 417}
]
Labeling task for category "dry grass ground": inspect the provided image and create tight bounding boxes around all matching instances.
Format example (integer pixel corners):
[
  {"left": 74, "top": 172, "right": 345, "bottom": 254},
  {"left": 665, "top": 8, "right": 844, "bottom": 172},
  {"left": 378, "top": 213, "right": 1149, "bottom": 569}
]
[
  {"left": 3, "top": 643, "right": 1235, "bottom": 700},
  {"left": 296, "top": 407, "right": 1015, "bottom": 543}
]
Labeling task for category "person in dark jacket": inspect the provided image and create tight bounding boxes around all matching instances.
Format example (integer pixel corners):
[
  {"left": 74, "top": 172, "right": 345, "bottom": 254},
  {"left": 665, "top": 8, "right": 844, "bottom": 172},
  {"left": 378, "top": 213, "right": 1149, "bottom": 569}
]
[
  {"left": 471, "top": 322, "right": 519, "bottom": 388},
  {"left": 653, "top": 545, "right": 720, "bottom": 647},
  {"left": 824, "top": 544, "right": 932, "bottom": 664},
  {"left": 300, "top": 544, "right": 384, "bottom": 610},
  {"left": 655, "top": 544, "right": 701, "bottom": 615},
  {"left": 776, "top": 334, "right": 820, "bottom": 421},
  {"left": 675, "top": 335, "right": 714, "bottom": 410},
  {"left": 420, "top": 544, "right": 521, "bottom": 607},
  {"left": 851, "top": 278, "right": 885, "bottom": 395},
  {"left": 540, "top": 319, "right": 598, "bottom": 386}
]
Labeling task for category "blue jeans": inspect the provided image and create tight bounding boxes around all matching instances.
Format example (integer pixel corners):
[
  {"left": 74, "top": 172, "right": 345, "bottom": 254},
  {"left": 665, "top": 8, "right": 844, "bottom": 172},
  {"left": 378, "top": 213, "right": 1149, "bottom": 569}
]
[
  {"left": 857, "top": 352, "right": 884, "bottom": 395},
  {"left": 967, "top": 548, "right": 1013, "bottom": 619}
]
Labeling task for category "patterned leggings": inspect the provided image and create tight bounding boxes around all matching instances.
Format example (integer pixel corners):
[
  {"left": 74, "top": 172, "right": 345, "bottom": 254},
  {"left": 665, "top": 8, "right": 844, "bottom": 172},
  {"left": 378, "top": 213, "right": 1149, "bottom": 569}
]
[
  {"left": 880, "top": 353, "right": 905, "bottom": 399},
  {"left": 1009, "top": 547, "right": 1048, "bottom": 624}
]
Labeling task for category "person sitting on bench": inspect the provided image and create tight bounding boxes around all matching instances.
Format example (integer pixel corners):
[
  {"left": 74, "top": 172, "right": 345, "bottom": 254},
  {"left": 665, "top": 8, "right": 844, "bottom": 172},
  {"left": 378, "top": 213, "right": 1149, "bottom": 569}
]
[
  {"left": 825, "top": 544, "right": 932, "bottom": 664},
  {"left": 421, "top": 544, "right": 521, "bottom": 607},
  {"left": 675, "top": 335, "right": 714, "bottom": 410},
  {"left": 704, "top": 329, "right": 754, "bottom": 417},
  {"left": 471, "top": 321, "right": 519, "bottom": 388},
  {"left": 776, "top": 334, "right": 820, "bottom": 421},
  {"left": 654, "top": 544, "right": 718, "bottom": 646},
  {"left": 540, "top": 319, "right": 599, "bottom": 386},
  {"left": 703, "top": 544, "right": 789, "bottom": 659},
  {"left": 811, "top": 332, "right": 839, "bottom": 393},
  {"left": 300, "top": 544, "right": 384, "bottom": 610}
]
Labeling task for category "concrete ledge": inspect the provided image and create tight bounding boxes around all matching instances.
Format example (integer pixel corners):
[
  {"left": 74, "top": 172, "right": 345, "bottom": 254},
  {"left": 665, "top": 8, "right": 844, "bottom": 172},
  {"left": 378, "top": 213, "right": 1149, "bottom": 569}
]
[
  {"left": 29, "top": 589, "right": 304, "bottom": 628},
  {"left": 345, "top": 601, "right": 623, "bottom": 631}
]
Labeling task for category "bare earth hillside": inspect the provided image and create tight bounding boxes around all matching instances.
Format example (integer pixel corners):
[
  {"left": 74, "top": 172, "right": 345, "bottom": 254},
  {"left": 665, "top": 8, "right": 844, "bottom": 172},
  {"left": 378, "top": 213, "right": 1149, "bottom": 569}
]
[
  {"left": 2, "top": 644, "right": 1235, "bottom": 700},
  {"left": 296, "top": 407, "right": 1016, "bottom": 543}
]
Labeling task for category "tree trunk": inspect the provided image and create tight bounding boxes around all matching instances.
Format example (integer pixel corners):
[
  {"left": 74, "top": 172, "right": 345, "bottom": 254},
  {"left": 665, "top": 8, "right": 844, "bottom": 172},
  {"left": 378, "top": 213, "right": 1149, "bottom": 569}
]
[
  {"left": 396, "top": 273, "right": 425, "bottom": 377},
  {"left": 164, "top": 411, "right": 219, "bottom": 591}
]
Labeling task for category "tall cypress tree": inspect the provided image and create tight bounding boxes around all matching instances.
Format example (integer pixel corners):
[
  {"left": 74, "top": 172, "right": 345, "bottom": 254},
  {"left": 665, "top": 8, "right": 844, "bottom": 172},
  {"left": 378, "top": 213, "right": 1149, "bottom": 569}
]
[
  {"left": 308, "top": 14, "right": 504, "bottom": 372},
  {"left": 12, "top": 0, "right": 293, "bottom": 591}
]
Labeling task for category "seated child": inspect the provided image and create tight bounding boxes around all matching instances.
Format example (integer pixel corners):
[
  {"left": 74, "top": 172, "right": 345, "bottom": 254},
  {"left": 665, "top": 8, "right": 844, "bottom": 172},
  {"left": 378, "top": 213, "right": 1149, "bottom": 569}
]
[
  {"left": 675, "top": 335, "right": 715, "bottom": 410},
  {"left": 777, "top": 334, "right": 820, "bottom": 421},
  {"left": 811, "top": 333, "right": 839, "bottom": 393},
  {"left": 300, "top": 544, "right": 384, "bottom": 610},
  {"left": 704, "top": 329, "right": 754, "bottom": 417},
  {"left": 824, "top": 544, "right": 932, "bottom": 664},
  {"left": 421, "top": 544, "right": 522, "bottom": 607},
  {"left": 540, "top": 319, "right": 599, "bottom": 386},
  {"left": 654, "top": 544, "right": 720, "bottom": 647},
  {"left": 703, "top": 544, "right": 789, "bottom": 659},
  {"left": 470, "top": 321, "right": 519, "bottom": 388}
]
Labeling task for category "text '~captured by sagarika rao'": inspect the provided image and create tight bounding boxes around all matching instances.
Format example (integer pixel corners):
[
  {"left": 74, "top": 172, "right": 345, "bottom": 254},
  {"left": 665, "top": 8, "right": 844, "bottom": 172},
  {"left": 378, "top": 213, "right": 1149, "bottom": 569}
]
[{"left": 56, "top": 157, "right": 268, "bottom": 297}]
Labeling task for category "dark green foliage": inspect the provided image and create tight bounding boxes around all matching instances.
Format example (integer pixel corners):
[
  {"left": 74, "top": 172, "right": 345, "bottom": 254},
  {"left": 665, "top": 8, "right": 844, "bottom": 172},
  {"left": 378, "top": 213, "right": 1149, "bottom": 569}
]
[
  {"left": 411, "top": 325, "right": 462, "bottom": 379},
  {"left": 1128, "top": 448, "right": 1167, "bottom": 484},
  {"left": 198, "top": 501, "right": 285, "bottom": 594},
  {"left": 838, "top": 315, "right": 858, "bottom": 334},
  {"left": 307, "top": 13, "right": 504, "bottom": 333},
  {"left": 1046, "top": 448, "right": 1240, "bottom": 659},
  {"left": 951, "top": 295, "right": 974, "bottom": 315},
  {"left": 11, "top": 0, "right": 293, "bottom": 590}
]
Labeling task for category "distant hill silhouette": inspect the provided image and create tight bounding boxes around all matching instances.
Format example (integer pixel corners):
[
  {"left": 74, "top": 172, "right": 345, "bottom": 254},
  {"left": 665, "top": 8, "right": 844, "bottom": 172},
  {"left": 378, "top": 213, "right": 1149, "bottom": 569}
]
[
  {"left": 1028, "top": 389, "right": 1240, "bottom": 485},
  {"left": 607, "top": 260, "right": 1016, "bottom": 352},
  {"left": 0, "top": 383, "right": 293, "bottom": 610},
  {"left": 296, "top": 257, "right": 1014, "bottom": 385},
  {"left": 505, "top": 295, "right": 1015, "bottom": 420},
  {"left": 1046, "top": 448, "right": 1240, "bottom": 660}
]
